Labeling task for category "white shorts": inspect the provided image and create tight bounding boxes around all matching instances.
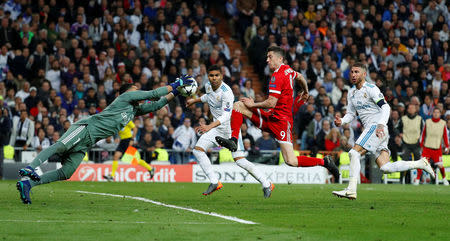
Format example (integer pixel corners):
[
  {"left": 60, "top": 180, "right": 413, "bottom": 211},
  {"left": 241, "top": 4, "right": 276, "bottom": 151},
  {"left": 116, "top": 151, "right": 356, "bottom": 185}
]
[
  {"left": 355, "top": 124, "right": 390, "bottom": 158},
  {"left": 195, "top": 128, "right": 246, "bottom": 159}
]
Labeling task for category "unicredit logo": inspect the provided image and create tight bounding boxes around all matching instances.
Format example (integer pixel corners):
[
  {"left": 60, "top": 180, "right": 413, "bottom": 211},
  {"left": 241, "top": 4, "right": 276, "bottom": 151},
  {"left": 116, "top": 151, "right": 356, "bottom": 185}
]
[{"left": 78, "top": 166, "right": 96, "bottom": 181}]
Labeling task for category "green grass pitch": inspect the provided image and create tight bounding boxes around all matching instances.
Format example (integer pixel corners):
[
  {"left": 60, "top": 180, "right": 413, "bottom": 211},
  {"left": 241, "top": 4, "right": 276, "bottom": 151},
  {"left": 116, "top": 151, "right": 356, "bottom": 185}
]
[{"left": 1, "top": 181, "right": 449, "bottom": 241}]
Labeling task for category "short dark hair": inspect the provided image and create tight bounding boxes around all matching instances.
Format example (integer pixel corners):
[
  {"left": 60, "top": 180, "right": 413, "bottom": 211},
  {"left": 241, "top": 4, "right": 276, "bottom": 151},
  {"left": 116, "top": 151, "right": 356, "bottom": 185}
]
[
  {"left": 119, "top": 83, "right": 134, "bottom": 94},
  {"left": 267, "top": 46, "right": 285, "bottom": 60},
  {"left": 207, "top": 64, "right": 221, "bottom": 72},
  {"left": 351, "top": 62, "right": 367, "bottom": 73}
]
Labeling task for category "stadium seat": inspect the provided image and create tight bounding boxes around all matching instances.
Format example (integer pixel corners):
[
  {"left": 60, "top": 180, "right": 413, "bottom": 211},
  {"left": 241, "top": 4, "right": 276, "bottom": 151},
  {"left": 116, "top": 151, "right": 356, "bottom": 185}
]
[
  {"left": 219, "top": 148, "right": 234, "bottom": 163},
  {"left": 435, "top": 155, "right": 450, "bottom": 184},
  {"left": 155, "top": 148, "right": 169, "bottom": 161},
  {"left": 3, "top": 145, "right": 14, "bottom": 160},
  {"left": 338, "top": 152, "right": 350, "bottom": 184},
  {"left": 279, "top": 150, "right": 300, "bottom": 165},
  {"left": 83, "top": 152, "right": 89, "bottom": 162}
]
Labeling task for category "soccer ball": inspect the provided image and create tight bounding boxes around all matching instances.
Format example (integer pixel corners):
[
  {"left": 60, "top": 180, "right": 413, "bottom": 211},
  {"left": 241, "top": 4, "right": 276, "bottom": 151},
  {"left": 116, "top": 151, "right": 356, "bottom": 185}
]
[{"left": 179, "top": 77, "right": 198, "bottom": 97}]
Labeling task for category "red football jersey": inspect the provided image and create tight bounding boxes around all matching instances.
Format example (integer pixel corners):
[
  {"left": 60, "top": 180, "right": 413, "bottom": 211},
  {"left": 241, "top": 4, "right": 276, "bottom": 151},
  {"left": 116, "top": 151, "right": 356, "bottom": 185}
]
[{"left": 268, "top": 64, "right": 296, "bottom": 122}]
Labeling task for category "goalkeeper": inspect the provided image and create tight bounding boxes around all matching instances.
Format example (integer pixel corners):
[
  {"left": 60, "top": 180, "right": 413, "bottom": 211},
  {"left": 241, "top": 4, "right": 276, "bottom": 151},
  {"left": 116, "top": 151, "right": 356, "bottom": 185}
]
[{"left": 16, "top": 77, "right": 193, "bottom": 204}]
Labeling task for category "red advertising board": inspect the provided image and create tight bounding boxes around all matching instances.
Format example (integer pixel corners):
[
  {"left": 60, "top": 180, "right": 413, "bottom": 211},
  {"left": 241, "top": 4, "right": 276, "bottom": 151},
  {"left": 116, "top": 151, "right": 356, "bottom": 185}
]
[{"left": 68, "top": 164, "right": 193, "bottom": 182}]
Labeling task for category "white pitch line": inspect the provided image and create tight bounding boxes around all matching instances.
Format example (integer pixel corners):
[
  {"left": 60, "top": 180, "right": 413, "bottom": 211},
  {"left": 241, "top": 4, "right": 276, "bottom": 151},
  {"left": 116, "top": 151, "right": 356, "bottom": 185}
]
[
  {"left": 0, "top": 220, "right": 229, "bottom": 225},
  {"left": 76, "top": 190, "right": 258, "bottom": 225}
]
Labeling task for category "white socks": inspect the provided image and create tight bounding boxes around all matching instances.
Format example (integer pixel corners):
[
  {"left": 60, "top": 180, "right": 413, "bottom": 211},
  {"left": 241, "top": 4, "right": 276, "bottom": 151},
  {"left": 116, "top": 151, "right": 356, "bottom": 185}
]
[
  {"left": 380, "top": 159, "right": 422, "bottom": 173},
  {"left": 193, "top": 149, "right": 270, "bottom": 188},
  {"left": 235, "top": 158, "right": 271, "bottom": 188},
  {"left": 193, "top": 149, "right": 218, "bottom": 184},
  {"left": 348, "top": 149, "right": 361, "bottom": 191}
]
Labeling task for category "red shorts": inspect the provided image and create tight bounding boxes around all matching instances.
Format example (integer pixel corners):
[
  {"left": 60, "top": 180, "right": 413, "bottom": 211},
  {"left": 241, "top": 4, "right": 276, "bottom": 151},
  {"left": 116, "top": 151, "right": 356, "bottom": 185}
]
[
  {"left": 422, "top": 147, "right": 443, "bottom": 164},
  {"left": 250, "top": 108, "right": 293, "bottom": 144}
]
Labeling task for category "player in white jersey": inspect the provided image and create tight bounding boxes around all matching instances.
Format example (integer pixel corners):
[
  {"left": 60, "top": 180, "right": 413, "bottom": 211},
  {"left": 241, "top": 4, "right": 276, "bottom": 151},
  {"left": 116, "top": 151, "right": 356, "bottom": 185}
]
[
  {"left": 332, "top": 63, "right": 435, "bottom": 200},
  {"left": 187, "top": 65, "right": 274, "bottom": 197}
]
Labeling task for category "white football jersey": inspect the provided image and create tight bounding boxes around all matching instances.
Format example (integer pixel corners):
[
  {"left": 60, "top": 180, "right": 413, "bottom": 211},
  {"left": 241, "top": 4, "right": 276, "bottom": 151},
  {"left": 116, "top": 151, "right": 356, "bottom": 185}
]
[
  {"left": 200, "top": 81, "right": 234, "bottom": 133},
  {"left": 347, "top": 82, "right": 386, "bottom": 128}
]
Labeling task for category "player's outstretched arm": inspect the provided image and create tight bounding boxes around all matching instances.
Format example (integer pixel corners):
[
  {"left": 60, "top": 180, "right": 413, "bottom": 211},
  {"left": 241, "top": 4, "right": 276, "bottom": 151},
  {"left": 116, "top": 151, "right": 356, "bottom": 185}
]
[
  {"left": 186, "top": 97, "right": 202, "bottom": 107},
  {"left": 122, "top": 86, "right": 172, "bottom": 102},
  {"left": 135, "top": 92, "right": 175, "bottom": 116}
]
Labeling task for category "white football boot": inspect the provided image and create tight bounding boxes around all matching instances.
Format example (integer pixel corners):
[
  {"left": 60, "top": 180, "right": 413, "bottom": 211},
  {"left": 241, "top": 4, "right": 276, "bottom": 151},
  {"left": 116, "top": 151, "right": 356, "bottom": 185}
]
[
  {"left": 418, "top": 157, "right": 436, "bottom": 179},
  {"left": 332, "top": 188, "right": 357, "bottom": 200}
]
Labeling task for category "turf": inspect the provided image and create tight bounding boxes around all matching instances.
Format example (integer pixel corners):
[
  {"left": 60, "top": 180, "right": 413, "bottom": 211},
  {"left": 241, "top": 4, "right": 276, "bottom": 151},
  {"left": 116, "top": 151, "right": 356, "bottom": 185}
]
[{"left": 0, "top": 181, "right": 449, "bottom": 241}]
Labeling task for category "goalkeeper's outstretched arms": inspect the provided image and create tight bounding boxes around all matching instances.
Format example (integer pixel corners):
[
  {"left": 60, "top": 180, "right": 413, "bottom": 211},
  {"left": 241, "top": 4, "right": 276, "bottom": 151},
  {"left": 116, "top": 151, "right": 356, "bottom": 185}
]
[
  {"left": 136, "top": 92, "right": 175, "bottom": 116},
  {"left": 120, "top": 75, "right": 194, "bottom": 103},
  {"left": 135, "top": 75, "right": 195, "bottom": 115}
]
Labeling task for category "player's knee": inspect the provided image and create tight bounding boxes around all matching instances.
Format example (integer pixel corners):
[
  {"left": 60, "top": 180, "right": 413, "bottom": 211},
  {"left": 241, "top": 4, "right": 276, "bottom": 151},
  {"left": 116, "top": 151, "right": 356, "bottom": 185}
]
[
  {"left": 284, "top": 157, "right": 297, "bottom": 167},
  {"left": 54, "top": 142, "right": 67, "bottom": 153},
  {"left": 58, "top": 165, "right": 76, "bottom": 180},
  {"left": 379, "top": 162, "right": 390, "bottom": 173},
  {"left": 192, "top": 148, "right": 204, "bottom": 157},
  {"left": 233, "top": 156, "right": 244, "bottom": 162}
]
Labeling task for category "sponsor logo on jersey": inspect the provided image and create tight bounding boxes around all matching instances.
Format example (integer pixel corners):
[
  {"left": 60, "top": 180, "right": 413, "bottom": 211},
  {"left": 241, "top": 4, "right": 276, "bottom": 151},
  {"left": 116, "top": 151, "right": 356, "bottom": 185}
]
[
  {"left": 224, "top": 102, "right": 231, "bottom": 112},
  {"left": 378, "top": 93, "right": 383, "bottom": 98},
  {"left": 271, "top": 76, "right": 276, "bottom": 83},
  {"left": 269, "top": 84, "right": 277, "bottom": 88},
  {"left": 364, "top": 93, "right": 367, "bottom": 98}
]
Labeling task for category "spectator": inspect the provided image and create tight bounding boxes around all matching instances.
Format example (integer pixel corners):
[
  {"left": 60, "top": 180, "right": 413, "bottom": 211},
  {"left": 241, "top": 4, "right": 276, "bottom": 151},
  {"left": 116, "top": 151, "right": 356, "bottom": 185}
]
[
  {"left": 140, "top": 119, "right": 161, "bottom": 143},
  {"left": 138, "top": 132, "right": 156, "bottom": 162},
  {"left": 316, "top": 119, "right": 332, "bottom": 151},
  {"left": 244, "top": 16, "right": 260, "bottom": 48},
  {"left": 24, "top": 87, "right": 40, "bottom": 112},
  {"left": 172, "top": 117, "right": 196, "bottom": 164},
  {"left": 339, "top": 128, "right": 354, "bottom": 152},
  {"left": 241, "top": 79, "right": 255, "bottom": 99},
  {"left": 0, "top": 106, "right": 11, "bottom": 164},
  {"left": 15, "top": 81, "right": 31, "bottom": 102},
  {"left": 240, "top": 122, "right": 255, "bottom": 148},
  {"left": 31, "top": 128, "right": 50, "bottom": 153},
  {"left": 197, "top": 33, "right": 213, "bottom": 57},
  {"left": 10, "top": 110, "right": 34, "bottom": 152},
  {"left": 256, "top": 131, "right": 277, "bottom": 151},
  {"left": 325, "top": 128, "right": 341, "bottom": 151},
  {"left": 306, "top": 112, "right": 323, "bottom": 150}
]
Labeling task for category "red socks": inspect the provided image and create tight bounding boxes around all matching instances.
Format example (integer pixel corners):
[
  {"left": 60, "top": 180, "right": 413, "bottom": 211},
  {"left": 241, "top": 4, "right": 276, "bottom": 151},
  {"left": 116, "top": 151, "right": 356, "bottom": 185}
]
[
  {"left": 439, "top": 167, "right": 446, "bottom": 179},
  {"left": 297, "top": 156, "right": 324, "bottom": 167},
  {"left": 416, "top": 169, "right": 422, "bottom": 180},
  {"left": 231, "top": 110, "right": 243, "bottom": 140}
]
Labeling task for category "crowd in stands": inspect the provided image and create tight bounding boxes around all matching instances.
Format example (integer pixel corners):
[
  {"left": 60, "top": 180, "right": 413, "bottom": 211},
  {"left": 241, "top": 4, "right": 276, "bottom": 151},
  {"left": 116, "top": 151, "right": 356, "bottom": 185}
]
[
  {"left": 228, "top": 0, "right": 450, "bottom": 159},
  {"left": 0, "top": 0, "right": 449, "bottom": 166}
]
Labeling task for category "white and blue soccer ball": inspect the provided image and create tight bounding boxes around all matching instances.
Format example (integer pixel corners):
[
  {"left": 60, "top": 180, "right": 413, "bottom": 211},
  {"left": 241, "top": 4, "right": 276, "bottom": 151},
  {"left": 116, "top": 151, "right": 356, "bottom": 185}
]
[{"left": 179, "top": 76, "right": 198, "bottom": 97}]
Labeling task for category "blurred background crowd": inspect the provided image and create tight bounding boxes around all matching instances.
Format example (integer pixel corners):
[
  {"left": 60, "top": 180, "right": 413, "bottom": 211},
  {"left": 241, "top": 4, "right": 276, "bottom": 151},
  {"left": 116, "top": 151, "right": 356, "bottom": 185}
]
[{"left": 0, "top": 0, "right": 448, "bottom": 168}]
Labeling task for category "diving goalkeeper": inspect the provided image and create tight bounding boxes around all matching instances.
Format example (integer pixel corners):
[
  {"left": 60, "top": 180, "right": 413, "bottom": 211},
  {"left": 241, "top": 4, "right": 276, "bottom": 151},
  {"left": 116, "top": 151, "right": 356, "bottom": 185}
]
[{"left": 16, "top": 77, "right": 193, "bottom": 204}]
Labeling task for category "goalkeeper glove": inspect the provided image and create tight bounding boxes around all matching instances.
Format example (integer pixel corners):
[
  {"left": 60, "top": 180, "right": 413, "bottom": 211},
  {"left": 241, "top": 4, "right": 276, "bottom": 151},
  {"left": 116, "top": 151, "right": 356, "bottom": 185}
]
[{"left": 169, "top": 75, "right": 194, "bottom": 90}]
